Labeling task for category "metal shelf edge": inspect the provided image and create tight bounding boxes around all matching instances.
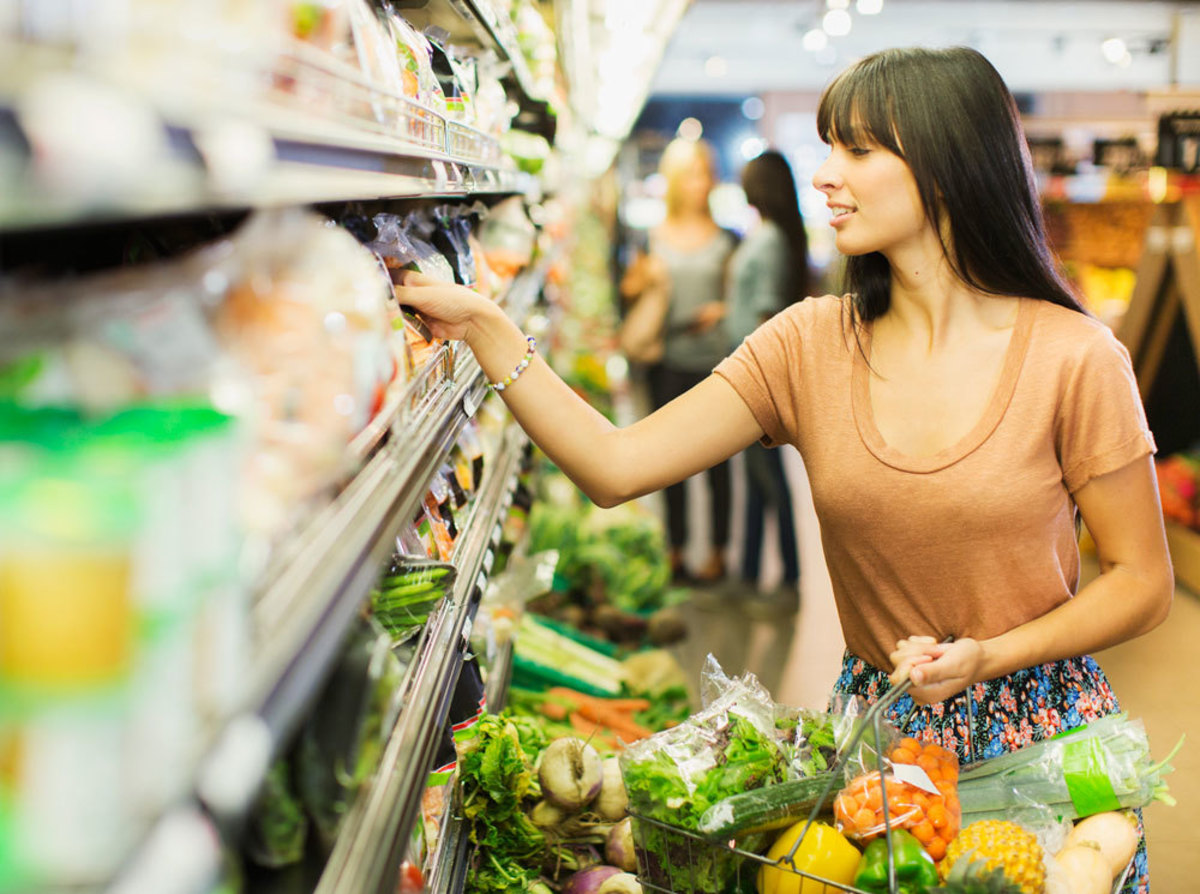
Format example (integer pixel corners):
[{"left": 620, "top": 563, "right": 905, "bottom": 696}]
[{"left": 315, "top": 425, "right": 526, "bottom": 894}]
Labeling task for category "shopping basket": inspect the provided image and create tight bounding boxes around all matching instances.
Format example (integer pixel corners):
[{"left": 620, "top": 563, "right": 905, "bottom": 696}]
[
  {"left": 628, "top": 674, "right": 1140, "bottom": 894},
  {"left": 629, "top": 678, "right": 921, "bottom": 894}
]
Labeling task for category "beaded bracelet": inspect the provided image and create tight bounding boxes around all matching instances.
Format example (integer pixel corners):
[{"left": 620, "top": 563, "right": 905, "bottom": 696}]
[{"left": 490, "top": 335, "right": 537, "bottom": 392}]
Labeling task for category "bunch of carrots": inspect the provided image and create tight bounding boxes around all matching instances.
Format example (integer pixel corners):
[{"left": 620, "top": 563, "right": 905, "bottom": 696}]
[
  {"left": 531, "top": 686, "right": 655, "bottom": 750},
  {"left": 833, "top": 737, "right": 962, "bottom": 862}
]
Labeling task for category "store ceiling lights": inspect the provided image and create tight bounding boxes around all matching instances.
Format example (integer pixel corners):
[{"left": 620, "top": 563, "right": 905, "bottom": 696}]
[
  {"left": 803, "top": 28, "right": 829, "bottom": 52},
  {"left": 1101, "top": 36, "right": 1133, "bottom": 67},
  {"left": 562, "top": 0, "right": 691, "bottom": 174},
  {"left": 705, "top": 55, "right": 729, "bottom": 77},
  {"left": 823, "top": 8, "right": 852, "bottom": 37},
  {"left": 856, "top": 0, "right": 883, "bottom": 14},
  {"left": 826, "top": 0, "right": 850, "bottom": 8}
]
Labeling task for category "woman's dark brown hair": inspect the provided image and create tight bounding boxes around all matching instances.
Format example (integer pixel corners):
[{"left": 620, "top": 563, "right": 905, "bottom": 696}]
[
  {"left": 816, "top": 46, "right": 1084, "bottom": 321},
  {"left": 741, "top": 150, "right": 810, "bottom": 303}
]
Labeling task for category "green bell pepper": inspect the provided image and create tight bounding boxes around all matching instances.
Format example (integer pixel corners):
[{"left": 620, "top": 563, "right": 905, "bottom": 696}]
[{"left": 852, "top": 829, "right": 940, "bottom": 893}]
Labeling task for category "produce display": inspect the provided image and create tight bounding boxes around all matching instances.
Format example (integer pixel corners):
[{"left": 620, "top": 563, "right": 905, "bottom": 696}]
[
  {"left": 0, "top": 187, "right": 540, "bottom": 890},
  {"left": 522, "top": 472, "right": 688, "bottom": 651},
  {"left": 1157, "top": 452, "right": 1200, "bottom": 531},
  {"left": 455, "top": 714, "right": 634, "bottom": 893}
]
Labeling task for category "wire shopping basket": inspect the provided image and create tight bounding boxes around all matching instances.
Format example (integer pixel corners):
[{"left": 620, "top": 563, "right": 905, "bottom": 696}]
[{"left": 628, "top": 677, "right": 929, "bottom": 894}]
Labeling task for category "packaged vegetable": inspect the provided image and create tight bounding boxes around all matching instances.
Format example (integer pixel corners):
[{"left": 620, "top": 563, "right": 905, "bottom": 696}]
[
  {"left": 244, "top": 759, "right": 308, "bottom": 868},
  {"left": 620, "top": 658, "right": 790, "bottom": 893},
  {"left": 956, "top": 714, "right": 1181, "bottom": 825},
  {"left": 369, "top": 555, "right": 455, "bottom": 642},
  {"left": 833, "top": 738, "right": 961, "bottom": 862}
]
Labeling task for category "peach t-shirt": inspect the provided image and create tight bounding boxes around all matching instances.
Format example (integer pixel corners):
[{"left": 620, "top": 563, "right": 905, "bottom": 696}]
[{"left": 714, "top": 295, "right": 1156, "bottom": 671}]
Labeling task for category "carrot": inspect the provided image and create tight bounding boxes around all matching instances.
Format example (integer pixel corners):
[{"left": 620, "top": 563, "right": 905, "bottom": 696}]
[
  {"left": 546, "top": 687, "right": 651, "bottom": 713},
  {"left": 540, "top": 700, "right": 569, "bottom": 722},
  {"left": 567, "top": 712, "right": 619, "bottom": 750},
  {"left": 577, "top": 702, "right": 652, "bottom": 740}
]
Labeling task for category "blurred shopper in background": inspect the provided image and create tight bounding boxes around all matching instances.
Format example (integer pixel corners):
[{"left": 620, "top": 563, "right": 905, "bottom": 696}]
[
  {"left": 620, "top": 137, "right": 736, "bottom": 585},
  {"left": 727, "top": 150, "right": 809, "bottom": 614}
]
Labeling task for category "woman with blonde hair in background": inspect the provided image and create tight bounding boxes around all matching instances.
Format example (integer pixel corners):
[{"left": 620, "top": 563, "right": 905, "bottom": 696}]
[{"left": 620, "top": 137, "right": 737, "bottom": 584}]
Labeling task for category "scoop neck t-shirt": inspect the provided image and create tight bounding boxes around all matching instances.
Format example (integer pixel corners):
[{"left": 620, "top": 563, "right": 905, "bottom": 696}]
[{"left": 714, "top": 295, "right": 1155, "bottom": 670}]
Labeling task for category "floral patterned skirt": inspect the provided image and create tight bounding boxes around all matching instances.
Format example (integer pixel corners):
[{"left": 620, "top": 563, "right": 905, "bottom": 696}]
[{"left": 831, "top": 651, "right": 1149, "bottom": 893}]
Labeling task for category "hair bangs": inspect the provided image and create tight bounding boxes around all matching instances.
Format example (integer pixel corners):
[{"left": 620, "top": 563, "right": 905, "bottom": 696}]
[{"left": 817, "top": 61, "right": 902, "bottom": 156}]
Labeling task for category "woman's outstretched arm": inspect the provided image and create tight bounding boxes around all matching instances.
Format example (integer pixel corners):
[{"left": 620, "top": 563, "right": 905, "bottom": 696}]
[{"left": 395, "top": 272, "right": 765, "bottom": 507}]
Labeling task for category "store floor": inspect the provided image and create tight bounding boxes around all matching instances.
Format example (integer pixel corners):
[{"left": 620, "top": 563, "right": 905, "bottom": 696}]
[{"left": 665, "top": 447, "right": 1200, "bottom": 886}]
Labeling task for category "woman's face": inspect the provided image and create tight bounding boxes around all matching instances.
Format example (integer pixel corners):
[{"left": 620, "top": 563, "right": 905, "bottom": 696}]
[
  {"left": 674, "top": 155, "right": 714, "bottom": 212},
  {"left": 812, "top": 137, "right": 930, "bottom": 257}
]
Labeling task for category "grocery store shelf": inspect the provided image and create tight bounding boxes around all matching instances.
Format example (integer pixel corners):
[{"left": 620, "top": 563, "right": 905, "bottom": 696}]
[
  {"left": 453, "top": 0, "right": 549, "bottom": 106},
  {"left": 0, "top": 121, "right": 528, "bottom": 232},
  {"left": 249, "top": 352, "right": 487, "bottom": 748},
  {"left": 187, "top": 350, "right": 487, "bottom": 835},
  {"left": 314, "top": 425, "right": 526, "bottom": 894}
]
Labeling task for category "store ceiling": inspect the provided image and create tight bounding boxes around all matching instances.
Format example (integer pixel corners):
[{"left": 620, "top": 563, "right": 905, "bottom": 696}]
[{"left": 650, "top": 0, "right": 1200, "bottom": 95}]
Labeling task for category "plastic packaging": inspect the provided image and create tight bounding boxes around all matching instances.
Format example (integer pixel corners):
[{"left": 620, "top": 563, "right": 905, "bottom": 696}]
[
  {"left": 369, "top": 555, "right": 456, "bottom": 643},
  {"left": 833, "top": 737, "right": 962, "bottom": 862}
]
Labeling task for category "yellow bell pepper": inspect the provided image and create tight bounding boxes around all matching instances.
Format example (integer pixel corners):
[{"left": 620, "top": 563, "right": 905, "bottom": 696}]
[{"left": 757, "top": 821, "right": 862, "bottom": 894}]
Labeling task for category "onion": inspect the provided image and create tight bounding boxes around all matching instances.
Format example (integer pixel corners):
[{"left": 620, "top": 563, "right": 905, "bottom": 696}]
[
  {"left": 606, "top": 817, "right": 637, "bottom": 872},
  {"left": 1065, "top": 811, "right": 1139, "bottom": 879},
  {"left": 597, "top": 872, "right": 642, "bottom": 894},
  {"left": 540, "top": 737, "right": 604, "bottom": 811},
  {"left": 562, "top": 865, "right": 621, "bottom": 894},
  {"left": 595, "top": 756, "right": 628, "bottom": 821}
]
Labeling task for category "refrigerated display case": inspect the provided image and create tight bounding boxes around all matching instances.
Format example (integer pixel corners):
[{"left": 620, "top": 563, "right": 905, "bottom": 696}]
[{"left": 0, "top": 3, "right": 556, "bottom": 894}]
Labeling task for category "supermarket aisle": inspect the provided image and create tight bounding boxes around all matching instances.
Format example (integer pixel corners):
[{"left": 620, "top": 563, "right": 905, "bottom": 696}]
[
  {"left": 674, "top": 448, "right": 1200, "bottom": 883},
  {"left": 1092, "top": 567, "right": 1200, "bottom": 885}
]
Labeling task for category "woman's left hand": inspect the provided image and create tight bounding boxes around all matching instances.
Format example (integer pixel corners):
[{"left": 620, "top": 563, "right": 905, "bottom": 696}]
[{"left": 889, "top": 637, "right": 985, "bottom": 705}]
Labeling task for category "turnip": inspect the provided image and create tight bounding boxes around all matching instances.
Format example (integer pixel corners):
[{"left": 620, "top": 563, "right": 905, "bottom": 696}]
[
  {"left": 596, "top": 872, "right": 642, "bottom": 894},
  {"left": 605, "top": 817, "right": 636, "bottom": 872},
  {"left": 540, "top": 737, "right": 603, "bottom": 811},
  {"left": 561, "top": 864, "right": 621, "bottom": 894},
  {"left": 594, "top": 756, "right": 628, "bottom": 821},
  {"left": 530, "top": 799, "right": 569, "bottom": 828}
]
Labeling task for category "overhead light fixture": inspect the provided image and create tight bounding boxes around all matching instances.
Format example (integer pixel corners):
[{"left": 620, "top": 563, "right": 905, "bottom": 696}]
[
  {"left": 826, "top": 0, "right": 850, "bottom": 8},
  {"left": 740, "top": 137, "right": 767, "bottom": 160},
  {"left": 857, "top": 0, "right": 883, "bottom": 14},
  {"left": 677, "top": 117, "right": 704, "bottom": 141},
  {"left": 1101, "top": 37, "right": 1127, "bottom": 64},
  {"left": 704, "top": 55, "right": 729, "bottom": 77},
  {"left": 741, "top": 96, "right": 765, "bottom": 121},
  {"left": 823, "top": 9, "right": 852, "bottom": 36},
  {"left": 803, "top": 28, "right": 829, "bottom": 51}
]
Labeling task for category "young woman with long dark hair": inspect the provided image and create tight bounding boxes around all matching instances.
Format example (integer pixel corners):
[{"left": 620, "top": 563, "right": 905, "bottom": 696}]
[
  {"left": 727, "top": 150, "right": 809, "bottom": 612},
  {"left": 397, "top": 48, "right": 1171, "bottom": 891}
]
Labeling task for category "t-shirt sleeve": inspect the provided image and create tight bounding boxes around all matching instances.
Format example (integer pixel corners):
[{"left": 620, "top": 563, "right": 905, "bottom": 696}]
[
  {"left": 713, "top": 301, "right": 803, "bottom": 447},
  {"left": 1057, "top": 327, "right": 1156, "bottom": 493}
]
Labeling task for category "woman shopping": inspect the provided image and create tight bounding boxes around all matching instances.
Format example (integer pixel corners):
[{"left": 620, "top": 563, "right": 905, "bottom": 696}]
[
  {"left": 620, "top": 137, "right": 737, "bottom": 585},
  {"left": 398, "top": 47, "right": 1172, "bottom": 892},
  {"left": 726, "top": 150, "right": 808, "bottom": 614}
]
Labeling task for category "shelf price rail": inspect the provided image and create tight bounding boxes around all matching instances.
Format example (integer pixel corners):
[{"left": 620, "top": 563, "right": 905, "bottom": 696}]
[{"left": 315, "top": 424, "right": 528, "bottom": 894}]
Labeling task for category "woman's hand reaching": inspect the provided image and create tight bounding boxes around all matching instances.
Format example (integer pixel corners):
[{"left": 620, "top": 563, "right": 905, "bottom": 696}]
[
  {"left": 888, "top": 636, "right": 985, "bottom": 705},
  {"left": 392, "top": 270, "right": 492, "bottom": 342}
]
